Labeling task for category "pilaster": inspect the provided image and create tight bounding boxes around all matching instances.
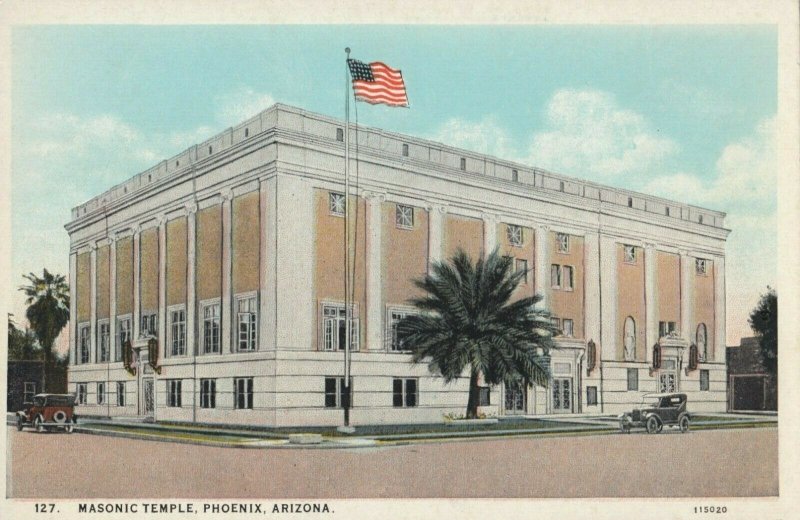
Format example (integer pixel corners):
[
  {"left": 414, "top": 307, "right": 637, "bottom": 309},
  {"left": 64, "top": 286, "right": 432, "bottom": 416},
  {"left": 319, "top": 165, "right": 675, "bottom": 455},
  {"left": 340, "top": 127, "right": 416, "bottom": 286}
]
[
  {"left": 680, "top": 250, "right": 693, "bottom": 345},
  {"left": 426, "top": 203, "right": 446, "bottom": 272},
  {"left": 365, "top": 191, "right": 386, "bottom": 350},
  {"left": 599, "top": 235, "right": 617, "bottom": 360},
  {"left": 714, "top": 255, "right": 726, "bottom": 361},
  {"left": 644, "top": 242, "right": 658, "bottom": 364},
  {"left": 108, "top": 237, "right": 117, "bottom": 361},
  {"left": 69, "top": 251, "right": 78, "bottom": 366},
  {"left": 583, "top": 232, "right": 601, "bottom": 349},
  {"left": 534, "top": 224, "right": 550, "bottom": 310},
  {"left": 157, "top": 215, "right": 167, "bottom": 359},
  {"left": 260, "top": 178, "right": 277, "bottom": 350},
  {"left": 481, "top": 212, "right": 498, "bottom": 256},
  {"left": 89, "top": 242, "right": 97, "bottom": 364},
  {"left": 221, "top": 190, "right": 233, "bottom": 353},
  {"left": 186, "top": 203, "right": 197, "bottom": 356},
  {"left": 132, "top": 226, "right": 141, "bottom": 340}
]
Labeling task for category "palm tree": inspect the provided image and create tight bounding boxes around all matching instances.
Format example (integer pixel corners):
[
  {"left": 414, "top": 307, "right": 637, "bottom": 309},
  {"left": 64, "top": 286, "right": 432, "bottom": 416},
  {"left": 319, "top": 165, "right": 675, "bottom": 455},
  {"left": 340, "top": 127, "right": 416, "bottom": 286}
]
[
  {"left": 397, "top": 248, "right": 557, "bottom": 419},
  {"left": 20, "top": 269, "right": 70, "bottom": 392}
]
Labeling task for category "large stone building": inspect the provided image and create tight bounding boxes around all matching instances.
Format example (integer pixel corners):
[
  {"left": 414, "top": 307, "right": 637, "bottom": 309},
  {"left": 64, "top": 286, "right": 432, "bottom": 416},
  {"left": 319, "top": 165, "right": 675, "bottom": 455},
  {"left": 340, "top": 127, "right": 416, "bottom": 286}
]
[{"left": 66, "top": 104, "right": 729, "bottom": 426}]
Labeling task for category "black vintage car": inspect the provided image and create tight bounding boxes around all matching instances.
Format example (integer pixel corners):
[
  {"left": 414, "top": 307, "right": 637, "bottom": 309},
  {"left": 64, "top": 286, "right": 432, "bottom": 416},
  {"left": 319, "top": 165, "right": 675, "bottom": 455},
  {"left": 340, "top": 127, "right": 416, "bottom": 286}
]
[{"left": 619, "top": 393, "right": 690, "bottom": 434}]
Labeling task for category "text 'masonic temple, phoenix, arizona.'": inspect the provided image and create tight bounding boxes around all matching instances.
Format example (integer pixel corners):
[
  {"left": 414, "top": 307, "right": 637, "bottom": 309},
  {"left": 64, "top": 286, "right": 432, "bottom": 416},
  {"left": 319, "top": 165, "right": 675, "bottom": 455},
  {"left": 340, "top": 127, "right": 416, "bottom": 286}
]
[{"left": 66, "top": 104, "right": 729, "bottom": 426}]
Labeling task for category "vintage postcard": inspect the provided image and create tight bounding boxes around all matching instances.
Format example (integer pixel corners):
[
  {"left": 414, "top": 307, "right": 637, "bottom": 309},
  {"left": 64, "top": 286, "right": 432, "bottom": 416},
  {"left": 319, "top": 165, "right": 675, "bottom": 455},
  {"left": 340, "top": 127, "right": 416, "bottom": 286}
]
[{"left": 1, "top": 1, "right": 798, "bottom": 519}]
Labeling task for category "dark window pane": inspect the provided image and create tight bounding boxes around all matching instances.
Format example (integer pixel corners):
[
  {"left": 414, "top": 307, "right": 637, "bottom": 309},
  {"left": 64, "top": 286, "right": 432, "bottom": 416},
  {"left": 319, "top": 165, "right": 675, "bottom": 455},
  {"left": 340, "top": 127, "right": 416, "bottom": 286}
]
[
  {"left": 393, "top": 379, "right": 403, "bottom": 407},
  {"left": 405, "top": 379, "right": 417, "bottom": 407}
]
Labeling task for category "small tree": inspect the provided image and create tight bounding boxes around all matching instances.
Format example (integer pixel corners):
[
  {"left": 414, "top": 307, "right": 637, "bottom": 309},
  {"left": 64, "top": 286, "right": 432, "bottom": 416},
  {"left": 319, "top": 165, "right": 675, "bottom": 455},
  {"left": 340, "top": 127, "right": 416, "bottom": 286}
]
[
  {"left": 19, "top": 269, "right": 70, "bottom": 392},
  {"left": 7, "top": 314, "right": 42, "bottom": 361},
  {"left": 748, "top": 287, "right": 777, "bottom": 374},
  {"left": 398, "top": 248, "right": 557, "bottom": 419}
]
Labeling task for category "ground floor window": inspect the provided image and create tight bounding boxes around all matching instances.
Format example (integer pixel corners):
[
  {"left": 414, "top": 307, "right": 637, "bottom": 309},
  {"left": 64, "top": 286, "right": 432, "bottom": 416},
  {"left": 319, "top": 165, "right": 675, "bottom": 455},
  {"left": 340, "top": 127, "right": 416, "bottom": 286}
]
[
  {"left": 478, "top": 386, "right": 491, "bottom": 406},
  {"left": 200, "top": 379, "right": 216, "bottom": 409},
  {"left": 700, "top": 370, "right": 710, "bottom": 391},
  {"left": 324, "top": 377, "right": 351, "bottom": 408},
  {"left": 586, "top": 386, "right": 598, "bottom": 406},
  {"left": 167, "top": 380, "right": 182, "bottom": 407},
  {"left": 392, "top": 378, "right": 418, "bottom": 407},
  {"left": 234, "top": 377, "right": 253, "bottom": 409},
  {"left": 76, "top": 383, "right": 87, "bottom": 405},
  {"left": 23, "top": 382, "right": 36, "bottom": 404},
  {"left": 116, "top": 381, "right": 126, "bottom": 407},
  {"left": 627, "top": 368, "right": 639, "bottom": 391},
  {"left": 562, "top": 318, "right": 574, "bottom": 337},
  {"left": 97, "top": 382, "right": 106, "bottom": 405}
]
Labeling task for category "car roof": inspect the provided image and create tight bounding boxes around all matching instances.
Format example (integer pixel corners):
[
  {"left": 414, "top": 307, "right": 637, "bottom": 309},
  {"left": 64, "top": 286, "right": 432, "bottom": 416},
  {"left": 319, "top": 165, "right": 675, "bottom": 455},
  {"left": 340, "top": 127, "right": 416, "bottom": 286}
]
[
  {"left": 33, "top": 393, "right": 74, "bottom": 398},
  {"left": 643, "top": 393, "right": 687, "bottom": 398}
]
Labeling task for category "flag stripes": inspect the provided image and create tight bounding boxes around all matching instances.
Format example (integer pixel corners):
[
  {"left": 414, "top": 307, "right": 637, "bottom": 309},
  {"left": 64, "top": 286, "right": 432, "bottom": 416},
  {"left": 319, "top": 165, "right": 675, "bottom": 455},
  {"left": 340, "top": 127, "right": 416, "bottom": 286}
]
[{"left": 348, "top": 59, "right": 409, "bottom": 107}]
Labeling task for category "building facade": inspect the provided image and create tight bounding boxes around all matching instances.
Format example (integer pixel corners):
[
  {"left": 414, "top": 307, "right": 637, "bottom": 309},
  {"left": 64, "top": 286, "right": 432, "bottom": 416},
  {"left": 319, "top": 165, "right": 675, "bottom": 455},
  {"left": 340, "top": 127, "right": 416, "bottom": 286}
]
[{"left": 66, "top": 104, "right": 729, "bottom": 426}]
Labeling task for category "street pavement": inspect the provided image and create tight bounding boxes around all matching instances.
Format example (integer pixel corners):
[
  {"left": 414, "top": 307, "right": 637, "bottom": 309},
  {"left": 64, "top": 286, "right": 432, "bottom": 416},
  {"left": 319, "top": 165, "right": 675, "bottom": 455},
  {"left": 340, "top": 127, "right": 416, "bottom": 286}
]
[{"left": 7, "top": 425, "right": 777, "bottom": 498}]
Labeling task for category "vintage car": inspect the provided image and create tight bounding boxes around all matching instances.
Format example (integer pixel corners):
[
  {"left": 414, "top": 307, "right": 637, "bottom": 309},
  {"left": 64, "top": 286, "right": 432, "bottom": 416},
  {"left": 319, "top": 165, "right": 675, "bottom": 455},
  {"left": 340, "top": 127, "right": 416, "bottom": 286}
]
[
  {"left": 619, "top": 392, "right": 690, "bottom": 434},
  {"left": 16, "top": 393, "right": 77, "bottom": 433}
]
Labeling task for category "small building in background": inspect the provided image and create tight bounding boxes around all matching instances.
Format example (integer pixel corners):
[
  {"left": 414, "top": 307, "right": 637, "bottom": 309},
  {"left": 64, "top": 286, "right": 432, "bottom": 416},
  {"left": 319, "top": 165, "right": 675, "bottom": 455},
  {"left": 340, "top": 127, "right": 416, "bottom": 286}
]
[{"left": 727, "top": 337, "right": 777, "bottom": 412}]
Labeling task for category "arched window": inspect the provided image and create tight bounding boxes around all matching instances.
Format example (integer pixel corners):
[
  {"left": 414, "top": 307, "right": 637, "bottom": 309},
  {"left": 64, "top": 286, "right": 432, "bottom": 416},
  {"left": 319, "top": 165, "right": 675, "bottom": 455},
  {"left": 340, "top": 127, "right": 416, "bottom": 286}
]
[
  {"left": 696, "top": 323, "right": 708, "bottom": 361},
  {"left": 623, "top": 317, "right": 636, "bottom": 361}
]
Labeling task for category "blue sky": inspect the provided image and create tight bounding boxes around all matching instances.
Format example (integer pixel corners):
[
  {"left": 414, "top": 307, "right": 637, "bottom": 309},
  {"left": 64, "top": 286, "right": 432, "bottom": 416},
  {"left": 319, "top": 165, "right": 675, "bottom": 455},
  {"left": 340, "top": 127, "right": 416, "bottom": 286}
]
[{"left": 10, "top": 25, "right": 777, "bottom": 346}]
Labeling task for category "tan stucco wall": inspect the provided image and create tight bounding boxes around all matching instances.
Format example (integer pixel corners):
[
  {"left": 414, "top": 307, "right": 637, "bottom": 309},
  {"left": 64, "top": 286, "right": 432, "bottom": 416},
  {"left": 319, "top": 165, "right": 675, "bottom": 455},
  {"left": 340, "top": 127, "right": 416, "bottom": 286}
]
[
  {"left": 694, "top": 260, "right": 716, "bottom": 360},
  {"left": 496, "top": 222, "right": 535, "bottom": 301},
  {"left": 116, "top": 237, "right": 133, "bottom": 316},
  {"left": 444, "top": 214, "right": 483, "bottom": 261},
  {"left": 383, "top": 202, "right": 429, "bottom": 306},
  {"left": 656, "top": 251, "right": 680, "bottom": 327},
  {"left": 232, "top": 191, "right": 260, "bottom": 295},
  {"left": 616, "top": 244, "right": 646, "bottom": 361},
  {"left": 197, "top": 204, "right": 222, "bottom": 301},
  {"left": 313, "top": 190, "right": 367, "bottom": 350},
  {"left": 549, "top": 232, "right": 585, "bottom": 339},
  {"left": 76, "top": 251, "right": 91, "bottom": 322},
  {"left": 96, "top": 245, "right": 110, "bottom": 319},
  {"left": 140, "top": 227, "right": 159, "bottom": 313},
  {"left": 166, "top": 216, "right": 187, "bottom": 307}
]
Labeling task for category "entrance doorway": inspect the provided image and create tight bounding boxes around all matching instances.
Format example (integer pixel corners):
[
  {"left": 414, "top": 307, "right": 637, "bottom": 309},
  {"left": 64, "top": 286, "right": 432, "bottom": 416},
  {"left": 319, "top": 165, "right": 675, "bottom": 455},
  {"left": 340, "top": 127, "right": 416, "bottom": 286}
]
[
  {"left": 552, "top": 377, "right": 572, "bottom": 413},
  {"left": 504, "top": 382, "right": 526, "bottom": 415},
  {"left": 659, "top": 358, "right": 678, "bottom": 393}
]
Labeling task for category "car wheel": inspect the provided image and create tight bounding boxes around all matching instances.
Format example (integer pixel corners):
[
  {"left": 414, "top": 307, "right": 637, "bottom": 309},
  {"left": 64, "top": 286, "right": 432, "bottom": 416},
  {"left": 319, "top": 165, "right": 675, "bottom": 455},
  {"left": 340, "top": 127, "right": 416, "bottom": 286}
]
[
  {"left": 646, "top": 416, "right": 660, "bottom": 434},
  {"left": 16, "top": 417, "right": 24, "bottom": 432},
  {"left": 34, "top": 416, "right": 45, "bottom": 433},
  {"left": 680, "top": 415, "right": 690, "bottom": 433}
]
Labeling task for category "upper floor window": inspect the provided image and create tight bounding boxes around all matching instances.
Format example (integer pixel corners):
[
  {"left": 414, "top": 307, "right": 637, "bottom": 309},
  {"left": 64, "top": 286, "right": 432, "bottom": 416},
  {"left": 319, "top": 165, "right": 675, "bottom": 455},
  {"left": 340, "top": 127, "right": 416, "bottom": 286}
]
[
  {"left": 699, "top": 215, "right": 704, "bottom": 224},
  {"left": 23, "top": 382, "right": 36, "bottom": 404},
  {"left": 79, "top": 324, "right": 90, "bottom": 364},
  {"left": 202, "top": 301, "right": 221, "bottom": 354},
  {"left": 550, "top": 316, "right": 561, "bottom": 332},
  {"left": 695, "top": 258, "right": 709, "bottom": 276},
  {"left": 237, "top": 294, "right": 258, "bottom": 352},
  {"left": 140, "top": 312, "right": 157, "bottom": 337},
  {"left": 329, "top": 192, "right": 345, "bottom": 217},
  {"left": 98, "top": 321, "right": 110, "bottom": 362},
  {"left": 624, "top": 245, "right": 636, "bottom": 264},
  {"left": 515, "top": 259, "right": 528, "bottom": 284},
  {"left": 321, "top": 304, "right": 359, "bottom": 352},
  {"left": 511, "top": 169, "right": 519, "bottom": 182},
  {"left": 550, "top": 264, "right": 561, "bottom": 289},
  {"left": 562, "top": 265, "right": 574, "bottom": 290},
  {"left": 244, "top": 128, "right": 249, "bottom": 138},
  {"left": 460, "top": 157, "right": 466, "bottom": 170},
  {"left": 506, "top": 224, "right": 523, "bottom": 247},
  {"left": 665, "top": 207, "right": 671, "bottom": 217},
  {"left": 117, "top": 316, "right": 131, "bottom": 361},
  {"left": 562, "top": 319, "right": 574, "bottom": 338},
  {"left": 396, "top": 204, "right": 414, "bottom": 229},
  {"left": 170, "top": 308, "right": 186, "bottom": 356},
  {"left": 627, "top": 197, "right": 633, "bottom": 208},
  {"left": 402, "top": 143, "right": 409, "bottom": 157},
  {"left": 336, "top": 127, "right": 344, "bottom": 142},
  {"left": 659, "top": 321, "right": 677, "bottom": 338},
  {"left": 387, "top": 308, "right": 415, "bottom": 352},
  {"left": 556, "top": 233, "right": 569, "bottom": 253}
]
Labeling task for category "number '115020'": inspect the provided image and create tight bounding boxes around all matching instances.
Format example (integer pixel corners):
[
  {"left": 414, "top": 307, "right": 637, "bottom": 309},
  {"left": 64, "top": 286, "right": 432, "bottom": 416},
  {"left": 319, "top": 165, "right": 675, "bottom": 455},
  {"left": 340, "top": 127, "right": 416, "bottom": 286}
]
[{"left": 694, "top": 506, "right": 727, "bottom": 514}]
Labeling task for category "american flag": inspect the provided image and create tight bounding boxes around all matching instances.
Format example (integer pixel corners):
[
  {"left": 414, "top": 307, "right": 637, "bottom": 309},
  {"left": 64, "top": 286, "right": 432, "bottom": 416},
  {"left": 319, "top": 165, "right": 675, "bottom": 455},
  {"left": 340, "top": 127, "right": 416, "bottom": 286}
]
[{"left": 347, "top": 59, "right": 409, "bottom": 107}]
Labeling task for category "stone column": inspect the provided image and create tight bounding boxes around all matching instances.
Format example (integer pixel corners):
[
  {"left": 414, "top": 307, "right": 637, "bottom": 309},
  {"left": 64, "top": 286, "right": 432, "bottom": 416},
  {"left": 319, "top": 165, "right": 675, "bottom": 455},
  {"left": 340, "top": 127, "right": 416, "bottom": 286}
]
[
  {"left": 482, "top": 212, "right": 497, "bottom": 256},
  {"left": 186, "top": 203, "right": 197, "bottom": 355},
  {"left": 599, "top": 235, "right": 617, "bottom": 360},
  {"left": 534, "top": 225, "right": 550, "bottom": 310},
  {"left": 714, "top": 256, "right": 726, "bottom": 362},
  {"left": 583, "top": 232, "right": 601, "bottom": 347},
  {"left": 132, "top": 227, "right": 141, "bottom": 340},
  {"left": 221, "top": 190, "right": 233, "bottom": 353},
  {"left": 157, "top": 215, "right": 167, "bottom": 358},
  {"left": 109, "top": 237, "right": 117, "bottom": 361},
  {"left": 680, "top": 251, "right": 693, "bottom": 344},
  {"left": 89, "top": 243, "right": 97, "bottom": 364},
  {"left": 644, "top": 243, "right": 658, "bottom": 364},
  {"left": 427, "top": 204, "right": 445, "bottom": 272},
  {"left": 259, "top": 178, "right": 277, "bottom": 350},
  {"left": 365, "top": 191, "right": 385, "bottom": 350},
  {"left": 69, "top": 251, "right": 78, "bottom": 365}
]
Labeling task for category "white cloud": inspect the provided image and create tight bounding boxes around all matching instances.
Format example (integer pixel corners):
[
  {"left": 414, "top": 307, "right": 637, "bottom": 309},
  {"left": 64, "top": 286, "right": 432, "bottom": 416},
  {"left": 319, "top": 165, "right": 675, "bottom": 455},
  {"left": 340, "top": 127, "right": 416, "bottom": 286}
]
[
  {"left": 528, "top": 89, "right": 678, "bottom": 179},
  {"left": 429, "top": 116, "right": 518, "bottom": 159},
  {"left": 214, "top": 87, "right": 276, "bottom": 125}
]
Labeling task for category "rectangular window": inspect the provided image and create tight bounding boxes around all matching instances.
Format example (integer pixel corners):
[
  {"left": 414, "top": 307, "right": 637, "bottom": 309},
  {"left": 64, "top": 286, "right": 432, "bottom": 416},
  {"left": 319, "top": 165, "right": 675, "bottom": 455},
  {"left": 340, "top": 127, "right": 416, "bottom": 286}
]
[
  {"left": 200, "top": 379, "right": 216, "bottom": 409},
  {"left": 515, "top": 259, "right": 528, "bottom": 283},
  {"left": 402, "top": 143, "right": 409, "bottom": 157},
  {"left": 322, "top": 304, "right": 359, "bottom": 351},
  {"left": 79, "top": 324, "right": 90, "bottom": 364},
  {"left": 392, "top": 378, "right": 418, "bottom": 407},
  {"left": 329, "top": 192, "right": 345, "bottom": 216},
  {"left": 324, "top": 377, "right": 352, "bottom": 408},
  {"left": 562, "top": 319, "right": 574, "bottom": 337},
  {"left": 658, "top": 321, "right": 677, "bottom": 338},
  {"left": 234, "top": 377, "right": 254, "bottom": 409},
  {"left": 140, "top": 312, "right": 158, "bottom": 337},
  {"left": 236, "top": 295, "right": 258, "bottom": 352},
  {"left": 695, "top": 258, "right": 708, "bottom": 275},
  {"left": 117, "top": 381, "right": 126, "bottom": 407},
  {"left": 627, "top": 368, "right": 639, "bottom": 391},
  {"left": 202, "top": 302, "right": 221, "bottom": 354},
  {"left": 511, "top": 169, "right": 519, "bottom": 182},
  {"left": 396, "top": 204, "right": 414, "bottom": 229},
  {"left": 586, "top": 386, "right": 598, "bottom": 406},
  {"left": 388, "top": 308, "right": 413, "bottom": 352},
  {"left": 336, "top": 127, "right": 344, "bottom": 142},
  {"left": 97, "top": 382, "right": 105, "bottom": 405},
  {"left": 556, "top": 233, "right": 569, "bottom": 253},
  {"left": 98, "top": 322, "right": 110, "bottom": 362},
  {"left": 550, "top": 264, "right": 561, "bottom": 289},
  {"left": 117, "top": 317, "right": 131, "bottom": 361},
  {"left": 700, "top": 370, "right": 710, "bottom": 391},
  {"left": 551, "top": 317, "right": 561, "bottom": 331},
  {"left": 479, "top": 386, "right": 491, "bottom": 406},
  {"left": 76, "top": 383, "right": 87, "bottom": 405},
  {"left": 167, "top": 380, "right": 182, "bottom": 407},
  {"left": 23, "top": 382, "right": 36, "bottom": 404},
  {"left": 460, "top": 157, "right": 466, "bottom": 170},
  {"left": 506, "top": 224, "right": 523, "bottom": 247},
  {"left": 170, "top": 308, "right": 186, "bottom": 356},
  {"left": 563, "top": 265, "right": 574, "bottom": 290},
  {"left": 624, "top": 245, "right": 636, "bottom": 264}
]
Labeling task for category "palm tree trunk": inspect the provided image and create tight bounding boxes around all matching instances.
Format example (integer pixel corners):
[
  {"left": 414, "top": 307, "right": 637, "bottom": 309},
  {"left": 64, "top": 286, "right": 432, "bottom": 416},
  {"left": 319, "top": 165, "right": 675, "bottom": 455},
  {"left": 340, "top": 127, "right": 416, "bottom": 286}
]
[
  {"left": 42, "top": 349, "right": 48, "bottom": 393},
  {"left": 466, "top": 369, "right": 480, "bottom": 419}
]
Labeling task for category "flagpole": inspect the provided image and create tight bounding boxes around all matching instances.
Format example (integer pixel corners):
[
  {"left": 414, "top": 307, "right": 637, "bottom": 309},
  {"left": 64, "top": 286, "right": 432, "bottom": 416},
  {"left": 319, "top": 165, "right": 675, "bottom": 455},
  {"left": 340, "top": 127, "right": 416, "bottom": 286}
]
[{"left": 343, "top": 47, "right": 352, "bottom": 429}]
